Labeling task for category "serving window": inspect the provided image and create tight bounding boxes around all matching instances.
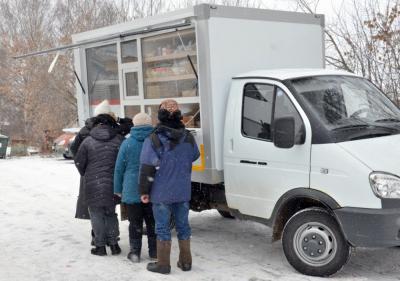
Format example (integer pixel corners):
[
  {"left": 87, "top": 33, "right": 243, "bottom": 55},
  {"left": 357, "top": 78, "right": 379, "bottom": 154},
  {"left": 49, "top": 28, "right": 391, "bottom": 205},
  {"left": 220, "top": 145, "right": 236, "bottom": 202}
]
[
  {"left": 85, "top": 44, "right": 120, "bottom": 115},
  {"left": 85, "top": 28, "right": 200, "bottom": 128},
  {"left": 141, "top": 29, "right": 198, "bottom": 100}
]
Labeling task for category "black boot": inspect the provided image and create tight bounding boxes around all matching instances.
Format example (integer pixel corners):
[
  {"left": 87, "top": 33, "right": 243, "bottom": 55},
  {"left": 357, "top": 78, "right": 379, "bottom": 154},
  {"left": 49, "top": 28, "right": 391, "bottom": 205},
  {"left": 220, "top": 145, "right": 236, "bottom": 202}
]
[
  {"left": 91, "top": 246, "right": 106, "bottom": 256},
  {"left": 147, "top": 240, "right": 171, "bottom": 274},
  {"left": 127, "top": 239, "right": 141, "bottom": 263},
  {"left": 109, "top": 243, "right": 121, "bottom": 255},
  {"left": 148, "top": 237, "right": 157, "bottom": 259}
]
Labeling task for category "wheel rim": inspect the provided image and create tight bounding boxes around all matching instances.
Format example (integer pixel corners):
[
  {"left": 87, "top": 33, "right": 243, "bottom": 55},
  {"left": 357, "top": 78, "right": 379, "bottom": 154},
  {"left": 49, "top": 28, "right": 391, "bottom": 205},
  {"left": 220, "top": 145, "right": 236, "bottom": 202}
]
[{"left": 293, "top": 222, "right": 337, "bottom": 267}]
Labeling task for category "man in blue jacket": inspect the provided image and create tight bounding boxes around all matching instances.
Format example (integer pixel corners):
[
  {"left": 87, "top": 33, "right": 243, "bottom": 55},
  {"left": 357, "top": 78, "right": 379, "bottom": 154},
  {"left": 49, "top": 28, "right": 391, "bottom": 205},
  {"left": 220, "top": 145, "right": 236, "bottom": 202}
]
[
  {"left": 114, "top": 113, "right": 156, "bottom": 263},
  {"left": 139, "top": 99, "right": 200, "bottom": 274}
]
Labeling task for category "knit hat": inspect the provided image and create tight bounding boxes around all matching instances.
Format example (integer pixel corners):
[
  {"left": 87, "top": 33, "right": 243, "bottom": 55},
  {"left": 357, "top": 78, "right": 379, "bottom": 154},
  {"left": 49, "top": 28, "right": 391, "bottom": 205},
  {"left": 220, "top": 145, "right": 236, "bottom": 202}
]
[
  {"left": 133, "top": 112, "right": 152, "bottom": 126},
  {"left": 94, "top": 100, "right": 111, "bottom": 117},
  {"left": 159, "top": 99, "right": 179, "bottom": 113}
]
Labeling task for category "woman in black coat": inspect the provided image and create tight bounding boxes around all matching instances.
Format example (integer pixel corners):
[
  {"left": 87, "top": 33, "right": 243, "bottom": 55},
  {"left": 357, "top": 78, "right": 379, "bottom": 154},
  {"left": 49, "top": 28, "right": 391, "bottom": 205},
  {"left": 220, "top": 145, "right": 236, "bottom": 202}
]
[
  {"left": 74, "top": 114, "right": 124, "bottom": 256},
  {"left": 72, "top": 116, "right": 133, "bottom": 219}
]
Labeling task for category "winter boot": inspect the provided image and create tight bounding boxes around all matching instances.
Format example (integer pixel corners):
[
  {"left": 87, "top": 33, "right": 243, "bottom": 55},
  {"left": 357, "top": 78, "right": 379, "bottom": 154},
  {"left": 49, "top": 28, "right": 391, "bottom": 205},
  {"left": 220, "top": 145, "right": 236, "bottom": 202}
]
[
  {"left": 91, "top": 246, "right": 107, "bottom": 256},
  {"left": 109, "top": 243, "right": 121, "bottom": 255},
  {"left": 177, "top": 240, "right": 192, "bottom": 271},
  {"left": 127, "top": 239, "right": 142, "bottom": 263},
  {"left": 148, "top": 236, "right": 157, "bottom": 260},
  {"left": 146, "top": 240, "right": 171, "bottom": 274}
]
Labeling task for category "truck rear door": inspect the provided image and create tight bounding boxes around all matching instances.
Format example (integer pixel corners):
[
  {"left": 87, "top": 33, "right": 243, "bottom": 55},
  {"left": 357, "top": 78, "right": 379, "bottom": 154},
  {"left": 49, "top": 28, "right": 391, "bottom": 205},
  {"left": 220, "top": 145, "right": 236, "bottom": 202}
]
[{"left": 224, "top": 79, "right": 311, "bottom": 219}]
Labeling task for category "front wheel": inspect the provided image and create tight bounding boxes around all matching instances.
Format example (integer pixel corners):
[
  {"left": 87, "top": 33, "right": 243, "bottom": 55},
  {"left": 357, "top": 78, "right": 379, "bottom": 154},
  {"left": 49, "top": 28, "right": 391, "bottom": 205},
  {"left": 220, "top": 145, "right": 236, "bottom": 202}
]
[{"left": 282, "top": 208, "right": 351, "bottom": 277}]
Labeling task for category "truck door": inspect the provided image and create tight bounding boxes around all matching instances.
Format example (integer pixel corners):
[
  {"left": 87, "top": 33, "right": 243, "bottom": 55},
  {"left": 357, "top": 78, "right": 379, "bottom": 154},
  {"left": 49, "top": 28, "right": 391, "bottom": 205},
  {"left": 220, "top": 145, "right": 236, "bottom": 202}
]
[{"left": 224, "top": 81, "right": 311, "bottom": 219}]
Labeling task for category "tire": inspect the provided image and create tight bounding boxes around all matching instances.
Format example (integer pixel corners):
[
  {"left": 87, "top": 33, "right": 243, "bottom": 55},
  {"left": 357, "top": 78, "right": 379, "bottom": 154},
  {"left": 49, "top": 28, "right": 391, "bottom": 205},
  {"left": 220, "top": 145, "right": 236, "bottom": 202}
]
[
  {"left": 282, "top": 207, "right": 351, "bottom": 277},
  {"left": 217, "top": 210, "right": 235, "bottom": 219}
]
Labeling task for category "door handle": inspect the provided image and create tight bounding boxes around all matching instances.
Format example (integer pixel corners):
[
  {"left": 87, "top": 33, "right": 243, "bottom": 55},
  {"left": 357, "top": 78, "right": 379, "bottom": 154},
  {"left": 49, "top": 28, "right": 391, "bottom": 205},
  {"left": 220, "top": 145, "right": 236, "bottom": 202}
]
[
  {"left": 230, "top": 138, "right": 234, "bottom": 151},
  {"left": 240, "top": 160, "right": 257, "bottom": 165},
  {"left": 240, "top": 160, "right": 268, "bottom": 166}
]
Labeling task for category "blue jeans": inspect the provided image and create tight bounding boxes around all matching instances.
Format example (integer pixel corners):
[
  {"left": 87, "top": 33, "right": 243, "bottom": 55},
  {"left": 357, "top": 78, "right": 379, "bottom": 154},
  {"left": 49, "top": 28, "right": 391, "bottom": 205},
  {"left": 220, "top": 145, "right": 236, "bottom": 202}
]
[{"left": 152, "top": 202, "right": 191, "bottom": 241}]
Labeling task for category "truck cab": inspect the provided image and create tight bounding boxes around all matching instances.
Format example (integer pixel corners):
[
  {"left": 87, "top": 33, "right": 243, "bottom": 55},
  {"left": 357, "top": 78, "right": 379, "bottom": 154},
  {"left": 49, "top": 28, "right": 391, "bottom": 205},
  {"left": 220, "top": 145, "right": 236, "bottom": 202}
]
[{"left": 221, "top": 68, "right": 400, "bottom": 276}]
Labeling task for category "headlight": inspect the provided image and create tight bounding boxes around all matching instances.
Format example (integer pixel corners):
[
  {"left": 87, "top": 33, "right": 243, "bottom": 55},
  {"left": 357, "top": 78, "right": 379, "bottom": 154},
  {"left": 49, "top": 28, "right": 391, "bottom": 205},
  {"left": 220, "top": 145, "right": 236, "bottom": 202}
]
[{"left": 369, "top": 172, "right": 400, "bottom": 199}]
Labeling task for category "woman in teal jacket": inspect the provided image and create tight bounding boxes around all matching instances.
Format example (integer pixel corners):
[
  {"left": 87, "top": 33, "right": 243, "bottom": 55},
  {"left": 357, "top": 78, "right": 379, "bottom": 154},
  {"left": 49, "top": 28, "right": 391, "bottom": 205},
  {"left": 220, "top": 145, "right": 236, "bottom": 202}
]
[{"left": 114, "top": 113, "right": 156, "bottom": 262}]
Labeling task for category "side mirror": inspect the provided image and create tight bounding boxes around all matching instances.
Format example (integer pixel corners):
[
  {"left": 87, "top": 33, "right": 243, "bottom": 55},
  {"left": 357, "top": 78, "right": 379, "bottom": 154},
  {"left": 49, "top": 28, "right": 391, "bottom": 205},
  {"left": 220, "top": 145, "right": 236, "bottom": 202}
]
[{"left": 273, "top": 117, "right": 295, "bottom": 149}]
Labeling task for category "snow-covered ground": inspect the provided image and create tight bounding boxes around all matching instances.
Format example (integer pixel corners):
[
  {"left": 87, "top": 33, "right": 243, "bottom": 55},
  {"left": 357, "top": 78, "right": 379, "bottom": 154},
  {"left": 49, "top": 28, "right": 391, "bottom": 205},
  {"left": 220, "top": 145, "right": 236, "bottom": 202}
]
[{"left": 1, "top": 157, "right": 400, "bottom": 281}]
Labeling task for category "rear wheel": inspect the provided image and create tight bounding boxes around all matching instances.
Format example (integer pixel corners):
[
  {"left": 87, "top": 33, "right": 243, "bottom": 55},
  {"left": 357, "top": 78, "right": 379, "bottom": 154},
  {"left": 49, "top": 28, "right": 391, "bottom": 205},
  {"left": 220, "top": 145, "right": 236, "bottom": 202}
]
[
  {"left": 282, "top": 208, "right": 351, "bottom": 277},
  {"left": 217, "top": 210, "right": 235, "bottom": 219}
]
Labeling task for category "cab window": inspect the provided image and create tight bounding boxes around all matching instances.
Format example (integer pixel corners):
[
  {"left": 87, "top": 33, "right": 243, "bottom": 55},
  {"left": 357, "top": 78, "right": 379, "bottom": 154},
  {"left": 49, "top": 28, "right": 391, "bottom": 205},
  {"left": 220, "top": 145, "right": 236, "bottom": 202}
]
[
  {"left": 242, "top": 83, "right": 305, "bottom": 144},
  {"left": 242, "top": 84, "right": 274, "bottom": 141}
]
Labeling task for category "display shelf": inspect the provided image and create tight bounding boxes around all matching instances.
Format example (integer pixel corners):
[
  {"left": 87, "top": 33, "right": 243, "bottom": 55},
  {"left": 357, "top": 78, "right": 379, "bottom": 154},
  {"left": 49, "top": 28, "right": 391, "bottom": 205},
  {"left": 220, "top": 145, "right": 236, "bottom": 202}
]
[
  {"left": 144, "top": 51, "right": 197, "bottom": 63},
  {"left": 146, "top": 74, "right": 196, "bottom": 83}
]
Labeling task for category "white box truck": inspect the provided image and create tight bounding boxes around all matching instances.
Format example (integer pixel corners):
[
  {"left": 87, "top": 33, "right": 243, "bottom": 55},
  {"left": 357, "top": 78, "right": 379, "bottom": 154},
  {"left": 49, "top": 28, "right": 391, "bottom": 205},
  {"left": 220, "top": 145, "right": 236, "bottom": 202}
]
[{"left": 70, "top": 4, "right": 400, "bottom": 277}]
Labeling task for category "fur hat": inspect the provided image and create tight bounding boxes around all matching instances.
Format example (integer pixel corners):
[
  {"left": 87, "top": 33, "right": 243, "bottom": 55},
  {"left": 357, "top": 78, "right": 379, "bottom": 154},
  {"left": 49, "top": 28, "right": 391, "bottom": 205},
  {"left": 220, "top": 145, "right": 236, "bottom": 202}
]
[
  {"left": 94, "top": 100, "right": 111, "bottom": 117},
  {"left": 133, "top": 112, "right": 152, "bottom": 126},
  {"left": 159, "top": 99, "right": 179, "bottom": 113}
]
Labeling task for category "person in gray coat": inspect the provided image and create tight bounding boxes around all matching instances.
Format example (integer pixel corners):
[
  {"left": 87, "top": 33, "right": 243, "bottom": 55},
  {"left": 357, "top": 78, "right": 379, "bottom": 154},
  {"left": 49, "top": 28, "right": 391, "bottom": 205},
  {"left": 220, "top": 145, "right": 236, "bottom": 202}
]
[{"left": 74, "top": 113, "right": 124, "bottom": 256}]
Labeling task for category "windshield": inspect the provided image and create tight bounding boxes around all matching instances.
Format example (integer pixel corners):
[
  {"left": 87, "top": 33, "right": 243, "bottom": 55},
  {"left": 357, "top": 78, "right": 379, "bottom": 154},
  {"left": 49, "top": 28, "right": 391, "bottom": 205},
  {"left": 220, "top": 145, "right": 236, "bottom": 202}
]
[{"left": 290, "top": 76, "right": 400, "bottom": 131}]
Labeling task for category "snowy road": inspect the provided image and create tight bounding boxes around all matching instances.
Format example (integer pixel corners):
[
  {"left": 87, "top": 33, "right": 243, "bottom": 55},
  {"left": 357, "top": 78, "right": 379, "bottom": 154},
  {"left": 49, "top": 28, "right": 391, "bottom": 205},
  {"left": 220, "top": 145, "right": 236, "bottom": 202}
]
[{"left": 1, "top": 157, "right": 400, "bottom": 281}]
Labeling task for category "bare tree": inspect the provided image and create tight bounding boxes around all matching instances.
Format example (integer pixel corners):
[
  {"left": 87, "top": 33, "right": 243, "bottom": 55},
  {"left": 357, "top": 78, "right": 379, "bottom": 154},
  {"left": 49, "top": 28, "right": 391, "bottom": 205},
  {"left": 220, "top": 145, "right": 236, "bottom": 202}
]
[
  {"left": 297, "top": 0, "right": 400, "bottom": 104},
  {"left": 123, "top": 0, "right": 165, "bottom": 18},
  {"left": 0, "top": 0, "right": 131, "bottom": 147},
  {"left": 123, "top": 0, "right": 265, "bottom": 16}
]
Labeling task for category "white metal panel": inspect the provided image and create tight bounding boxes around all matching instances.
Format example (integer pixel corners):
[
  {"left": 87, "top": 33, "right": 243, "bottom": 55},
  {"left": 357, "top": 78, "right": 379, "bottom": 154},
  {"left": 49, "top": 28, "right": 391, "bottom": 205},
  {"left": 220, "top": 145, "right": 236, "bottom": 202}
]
[
  {"left": 208, "top": 17, "right": 324, "bottom": 171},
  {"left": 337, "top": 135, "right": 400, "bottom": 176},
  {"left": 191, "top": 18, "right": 218, "bottom": 184},
  {"left": 310, "top": 144, "right": 381, "bottom": 209}
]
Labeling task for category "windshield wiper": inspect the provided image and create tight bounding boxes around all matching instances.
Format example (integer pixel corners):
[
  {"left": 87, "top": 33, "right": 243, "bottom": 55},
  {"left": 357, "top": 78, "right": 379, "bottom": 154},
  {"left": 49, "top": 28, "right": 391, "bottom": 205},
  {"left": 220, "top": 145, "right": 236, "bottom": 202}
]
[
  {"left": 334, "top": 123, "right": 399, "bottom": 140},
  {"left": 332, "top": 124, "right": 398, "bottom": 132},
  {"left": 349, "top": 132, "right": 393, "bottom": 141},
  {"left": 332, "top": 124, "right": 369, "bottom": 131},
  {"left": 375, "top": 118, "right": 400, "bottom": 123}
]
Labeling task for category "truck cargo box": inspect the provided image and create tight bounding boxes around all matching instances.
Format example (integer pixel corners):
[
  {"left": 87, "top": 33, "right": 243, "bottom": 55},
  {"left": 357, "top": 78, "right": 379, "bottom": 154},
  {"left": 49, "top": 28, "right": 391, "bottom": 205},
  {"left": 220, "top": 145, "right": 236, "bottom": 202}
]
[{"left": 72, "top": 4, "right": 325, "bottom": 184}]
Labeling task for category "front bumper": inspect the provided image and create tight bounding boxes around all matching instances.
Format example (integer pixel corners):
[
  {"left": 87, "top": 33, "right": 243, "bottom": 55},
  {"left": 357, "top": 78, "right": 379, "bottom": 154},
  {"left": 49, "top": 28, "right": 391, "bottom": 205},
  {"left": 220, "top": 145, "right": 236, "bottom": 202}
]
[{"left": 334, "top": 207, "right": 400, "bottom": 247}]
